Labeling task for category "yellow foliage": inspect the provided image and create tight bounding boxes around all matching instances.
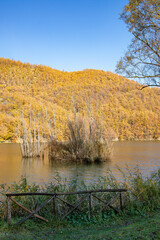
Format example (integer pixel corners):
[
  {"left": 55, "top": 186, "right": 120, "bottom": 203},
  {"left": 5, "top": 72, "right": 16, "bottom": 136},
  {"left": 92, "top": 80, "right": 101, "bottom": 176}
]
[{"left": 0, "top": 58, "right": 160, "bottom": 141}]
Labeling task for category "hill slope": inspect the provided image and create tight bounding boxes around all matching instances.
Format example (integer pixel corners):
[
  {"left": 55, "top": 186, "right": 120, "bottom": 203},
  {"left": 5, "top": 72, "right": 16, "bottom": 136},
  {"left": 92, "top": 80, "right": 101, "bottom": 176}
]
[{"left": 0, "top": 58, "right": 160, "bottom": 141}]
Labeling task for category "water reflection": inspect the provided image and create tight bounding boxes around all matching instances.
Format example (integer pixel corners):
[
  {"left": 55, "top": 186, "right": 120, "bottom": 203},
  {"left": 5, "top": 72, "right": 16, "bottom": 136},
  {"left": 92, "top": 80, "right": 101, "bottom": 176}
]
[{"left": 0, "top": 142, "right": 160, "bottom": 185}]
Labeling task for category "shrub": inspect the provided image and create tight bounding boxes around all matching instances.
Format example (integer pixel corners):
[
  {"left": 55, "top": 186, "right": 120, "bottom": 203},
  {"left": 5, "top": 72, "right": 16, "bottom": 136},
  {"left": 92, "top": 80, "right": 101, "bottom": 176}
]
[{"left": 48, "top": 116, "right": 113, "bottom": 163}]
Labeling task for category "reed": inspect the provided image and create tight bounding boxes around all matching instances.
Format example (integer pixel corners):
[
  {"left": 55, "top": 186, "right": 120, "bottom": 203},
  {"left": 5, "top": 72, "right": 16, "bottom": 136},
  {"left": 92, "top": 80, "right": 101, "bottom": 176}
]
[
  {"left": 16, "top": 99, "right": 113, "bottom": 162},
  {"left": 48, "top": 100, "right": 113, "bottom": 162}
]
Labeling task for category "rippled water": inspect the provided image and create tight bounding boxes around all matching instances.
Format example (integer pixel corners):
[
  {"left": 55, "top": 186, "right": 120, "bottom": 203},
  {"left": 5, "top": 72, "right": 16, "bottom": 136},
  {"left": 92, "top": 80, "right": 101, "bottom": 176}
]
[{"left": 0, "top": 142, "right": 160, "bottom": 185}]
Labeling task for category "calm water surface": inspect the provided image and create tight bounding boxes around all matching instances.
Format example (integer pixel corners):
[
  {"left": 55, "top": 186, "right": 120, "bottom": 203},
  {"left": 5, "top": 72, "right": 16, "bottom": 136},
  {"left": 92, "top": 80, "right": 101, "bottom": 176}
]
[{"left": 0, "top": 142, "right": 160, "bottom": 185}]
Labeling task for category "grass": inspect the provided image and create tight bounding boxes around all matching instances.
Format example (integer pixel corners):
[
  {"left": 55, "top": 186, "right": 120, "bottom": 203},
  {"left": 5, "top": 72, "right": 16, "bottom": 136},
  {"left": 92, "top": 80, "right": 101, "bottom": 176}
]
[
  {"left": 0, "top": 168, "right": 160, "bottom": 239},
  {"left": 54, "top": 212, "right": 160, "bottom": 240},
  {"left": 0, "top": 211, "right": 160, "bottom": 239}
]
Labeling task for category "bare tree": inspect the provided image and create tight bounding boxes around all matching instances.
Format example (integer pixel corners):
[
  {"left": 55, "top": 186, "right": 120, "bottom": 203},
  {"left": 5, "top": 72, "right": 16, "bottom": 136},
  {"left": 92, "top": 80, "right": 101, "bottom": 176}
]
[{"left": 116, "top": 0, "right": 160, "bottom": 88}]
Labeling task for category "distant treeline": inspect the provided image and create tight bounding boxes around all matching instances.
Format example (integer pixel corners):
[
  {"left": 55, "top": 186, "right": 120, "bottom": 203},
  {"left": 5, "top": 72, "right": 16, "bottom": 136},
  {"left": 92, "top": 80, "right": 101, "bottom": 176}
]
[{"left": 0, "top": 58, "right": 160, "bottom": 142}]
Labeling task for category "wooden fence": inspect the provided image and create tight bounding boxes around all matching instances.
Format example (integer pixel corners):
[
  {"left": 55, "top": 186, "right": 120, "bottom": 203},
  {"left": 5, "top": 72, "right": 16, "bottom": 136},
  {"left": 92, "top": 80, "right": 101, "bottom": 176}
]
[{"left": 6, "top": 188, "right": 127, "bottom": 225}]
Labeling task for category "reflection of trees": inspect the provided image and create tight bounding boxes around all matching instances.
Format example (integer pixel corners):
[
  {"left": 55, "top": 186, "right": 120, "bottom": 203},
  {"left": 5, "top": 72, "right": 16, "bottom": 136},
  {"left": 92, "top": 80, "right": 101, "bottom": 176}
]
[
  {"left": 48, "top": 161, "right": 108, "bottom": 185},
  {"left": 22, "top": 157, "right": 41, "bottom": 170}
]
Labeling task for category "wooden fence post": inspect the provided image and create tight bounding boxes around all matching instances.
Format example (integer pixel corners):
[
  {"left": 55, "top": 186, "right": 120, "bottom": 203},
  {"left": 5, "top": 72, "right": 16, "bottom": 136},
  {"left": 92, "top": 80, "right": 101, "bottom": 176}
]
[
  {"left": 53, "top": 195, "right": 57, "bottom": 218},
  {"left": 89, "top": 192, "right": 92, "bottom": 220},
  {"left": 7, "top": 196, "right": 11, "bottom": 225},
  {"left": 120, "top": 192, "right": 123, "bottom": 211}
]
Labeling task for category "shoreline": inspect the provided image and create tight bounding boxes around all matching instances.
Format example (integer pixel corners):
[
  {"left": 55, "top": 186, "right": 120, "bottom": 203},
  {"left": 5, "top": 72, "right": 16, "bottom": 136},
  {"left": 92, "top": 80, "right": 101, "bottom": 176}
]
[{"left": 1, "top": 138, "right": 160, "bottom": 144}]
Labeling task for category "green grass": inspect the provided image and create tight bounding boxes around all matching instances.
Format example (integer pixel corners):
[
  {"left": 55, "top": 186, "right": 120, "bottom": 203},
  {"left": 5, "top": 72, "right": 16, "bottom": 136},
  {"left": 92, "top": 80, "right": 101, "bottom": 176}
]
[{"left": 0, "top": 211, "right": 160, "bottom": 239}]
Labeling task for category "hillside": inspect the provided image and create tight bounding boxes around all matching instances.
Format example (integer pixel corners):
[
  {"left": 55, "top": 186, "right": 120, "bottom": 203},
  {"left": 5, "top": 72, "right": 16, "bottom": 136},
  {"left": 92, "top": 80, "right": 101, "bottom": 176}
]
[{"left": 0, "top": 58, "right": 160, "bottom": 142}]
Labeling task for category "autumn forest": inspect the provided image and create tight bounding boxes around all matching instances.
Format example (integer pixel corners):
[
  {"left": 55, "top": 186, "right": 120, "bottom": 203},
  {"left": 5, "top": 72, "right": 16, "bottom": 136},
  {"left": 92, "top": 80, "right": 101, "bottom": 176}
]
[{"left": 0, "top": 57, "right": 160, "bottom": 142}]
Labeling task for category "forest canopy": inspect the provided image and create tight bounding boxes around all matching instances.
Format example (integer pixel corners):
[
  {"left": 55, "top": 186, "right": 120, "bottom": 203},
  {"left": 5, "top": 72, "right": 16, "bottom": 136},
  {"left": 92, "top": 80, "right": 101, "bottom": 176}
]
[{"left": 0, "top": 58, "right": 160, "bottom": 141}]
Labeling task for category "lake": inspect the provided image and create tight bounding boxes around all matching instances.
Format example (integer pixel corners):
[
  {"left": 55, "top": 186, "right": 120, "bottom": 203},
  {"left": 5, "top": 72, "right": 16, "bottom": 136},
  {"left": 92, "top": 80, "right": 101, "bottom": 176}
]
[{"left": 0, "top": 141, "right": 160, "bottom": 185}]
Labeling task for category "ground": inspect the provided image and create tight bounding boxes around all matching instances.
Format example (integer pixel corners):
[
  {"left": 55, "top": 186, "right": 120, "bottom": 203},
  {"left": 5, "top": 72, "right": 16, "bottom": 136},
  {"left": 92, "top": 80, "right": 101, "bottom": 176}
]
[{"left": 0, "top": 211, "right": 160, "bottom": 240}]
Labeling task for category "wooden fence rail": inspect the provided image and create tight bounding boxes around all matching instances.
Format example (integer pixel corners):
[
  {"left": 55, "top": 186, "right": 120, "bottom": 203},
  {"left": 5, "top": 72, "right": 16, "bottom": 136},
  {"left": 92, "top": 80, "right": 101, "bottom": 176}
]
[{"left": 6, "top": 188, "right": 127, "bottom": 226}]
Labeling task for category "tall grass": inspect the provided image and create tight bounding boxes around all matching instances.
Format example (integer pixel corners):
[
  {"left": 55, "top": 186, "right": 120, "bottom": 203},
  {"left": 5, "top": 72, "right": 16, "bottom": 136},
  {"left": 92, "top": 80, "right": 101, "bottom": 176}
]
[
  {"left": 122, "top": 168, "right": 160, "bottom": 213},
  {"left": 48, "top": 115, "right": 113, "bottom": 163},
  {"left": 17, "top": 100, "right": 113, "bottom": 163},
  {"left": 0, "top": 168, "right": 160, "bottom": 222}
]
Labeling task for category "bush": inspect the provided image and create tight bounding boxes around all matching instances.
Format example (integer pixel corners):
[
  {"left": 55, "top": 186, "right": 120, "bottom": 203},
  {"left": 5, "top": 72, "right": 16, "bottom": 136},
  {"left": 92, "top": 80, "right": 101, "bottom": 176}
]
[{"left": 48, "top": 116, "right": 113, "bottom": 163}]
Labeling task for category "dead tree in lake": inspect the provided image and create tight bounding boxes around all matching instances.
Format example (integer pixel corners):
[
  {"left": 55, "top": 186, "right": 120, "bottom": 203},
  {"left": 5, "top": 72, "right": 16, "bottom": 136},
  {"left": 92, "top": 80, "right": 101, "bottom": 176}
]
[{"left": 16, "top": 110, "right": 43, "bottom": 158}]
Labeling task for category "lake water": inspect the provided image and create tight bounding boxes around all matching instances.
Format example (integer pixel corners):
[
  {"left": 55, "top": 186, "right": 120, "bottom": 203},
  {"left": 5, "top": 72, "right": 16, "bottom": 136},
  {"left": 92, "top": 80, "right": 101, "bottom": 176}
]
[{"left": 0, "top": 142, "right": 160, "bottom": 185}]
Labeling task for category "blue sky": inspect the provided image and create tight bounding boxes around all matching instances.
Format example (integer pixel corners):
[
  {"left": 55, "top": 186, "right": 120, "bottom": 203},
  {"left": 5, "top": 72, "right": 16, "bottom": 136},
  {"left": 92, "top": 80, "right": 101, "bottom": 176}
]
[{"left": 0, "top": 0, "right": 132, "bottom": 72}]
